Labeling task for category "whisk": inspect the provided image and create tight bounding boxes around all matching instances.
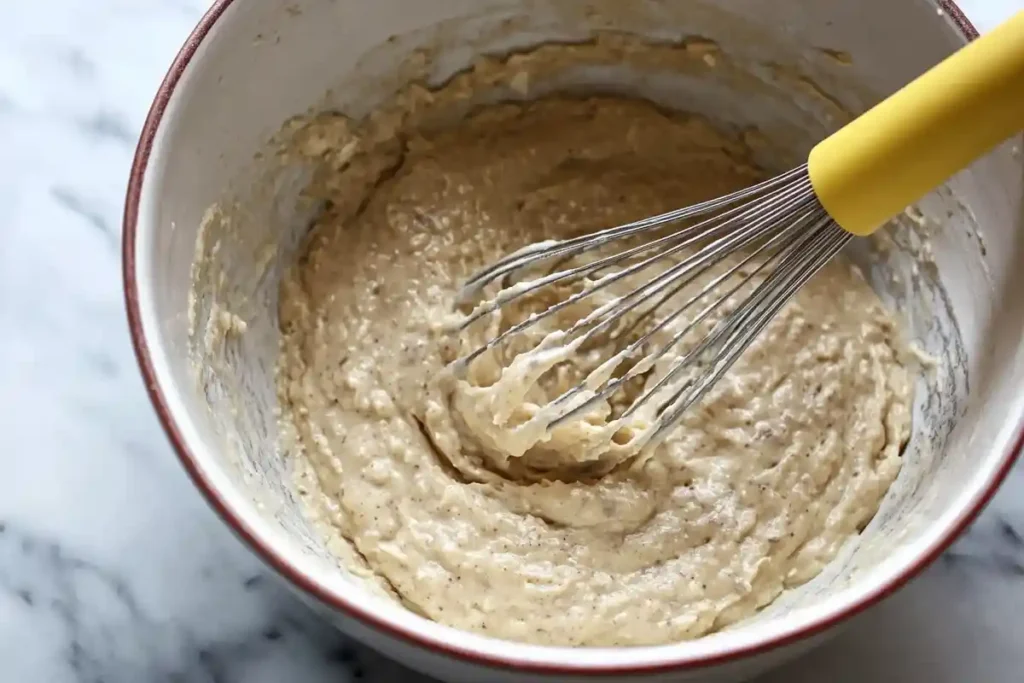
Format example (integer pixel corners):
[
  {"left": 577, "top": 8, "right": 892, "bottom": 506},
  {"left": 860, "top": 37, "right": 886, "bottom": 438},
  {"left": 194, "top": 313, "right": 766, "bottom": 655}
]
[{"left": 452, "top": 12, "right": 1024, "bottom": 450}]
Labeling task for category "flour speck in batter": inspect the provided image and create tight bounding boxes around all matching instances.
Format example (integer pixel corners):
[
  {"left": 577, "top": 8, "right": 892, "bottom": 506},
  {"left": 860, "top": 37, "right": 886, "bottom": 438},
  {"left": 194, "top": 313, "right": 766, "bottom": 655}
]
[{"left": 276, "top": 56, "right": 911, "bottom": 647}]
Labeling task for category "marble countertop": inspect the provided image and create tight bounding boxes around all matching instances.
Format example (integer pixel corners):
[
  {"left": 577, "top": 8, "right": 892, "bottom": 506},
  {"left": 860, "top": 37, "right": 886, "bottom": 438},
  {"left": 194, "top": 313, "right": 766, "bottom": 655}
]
[{"left": 1, "top": 0, "right": 1022, "bottom": 681}]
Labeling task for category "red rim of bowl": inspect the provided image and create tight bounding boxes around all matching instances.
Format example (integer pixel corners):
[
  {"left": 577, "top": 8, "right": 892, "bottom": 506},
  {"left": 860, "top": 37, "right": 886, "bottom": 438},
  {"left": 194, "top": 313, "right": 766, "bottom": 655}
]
[{"left": 123, "top": 1, "right": 1021, "bottom": 675}]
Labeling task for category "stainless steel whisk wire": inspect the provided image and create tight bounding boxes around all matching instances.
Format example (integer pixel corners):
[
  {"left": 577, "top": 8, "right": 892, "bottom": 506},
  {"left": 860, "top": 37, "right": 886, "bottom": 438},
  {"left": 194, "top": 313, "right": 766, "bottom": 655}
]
[{"left": 452, "top": 165, "right": 853, "bottom": 448}]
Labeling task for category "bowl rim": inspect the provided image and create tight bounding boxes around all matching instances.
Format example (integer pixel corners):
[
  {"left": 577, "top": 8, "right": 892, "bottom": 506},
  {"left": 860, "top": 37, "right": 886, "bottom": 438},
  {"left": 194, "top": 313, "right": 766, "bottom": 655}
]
[{"left": 122, "top": 0, "right": 1023, "bottom": 675}]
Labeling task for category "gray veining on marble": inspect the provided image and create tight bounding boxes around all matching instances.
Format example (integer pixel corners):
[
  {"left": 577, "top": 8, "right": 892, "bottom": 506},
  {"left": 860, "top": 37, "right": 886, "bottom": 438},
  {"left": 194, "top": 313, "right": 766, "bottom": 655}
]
[{"left": 0, "top": 0, "right": 1020, "bottom": 681}]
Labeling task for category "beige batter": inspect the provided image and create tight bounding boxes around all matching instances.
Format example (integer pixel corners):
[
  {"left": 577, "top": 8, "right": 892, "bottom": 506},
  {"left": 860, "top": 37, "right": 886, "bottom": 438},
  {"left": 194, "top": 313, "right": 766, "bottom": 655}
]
[{"left": 276, "top": 72, "right": 912, "bottom": 646}]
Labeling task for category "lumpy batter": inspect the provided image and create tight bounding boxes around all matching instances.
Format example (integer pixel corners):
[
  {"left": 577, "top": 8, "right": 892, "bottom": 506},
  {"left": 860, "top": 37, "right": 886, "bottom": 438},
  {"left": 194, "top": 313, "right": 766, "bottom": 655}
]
[{"left": 277, "top": 87, "right": 912, "bottom": 645}]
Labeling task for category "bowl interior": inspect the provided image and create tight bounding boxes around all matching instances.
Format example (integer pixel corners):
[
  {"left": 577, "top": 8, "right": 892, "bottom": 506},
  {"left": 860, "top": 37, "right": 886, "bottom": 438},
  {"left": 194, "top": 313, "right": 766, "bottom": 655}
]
[{"left": 132, "top": 0, "right": 1024, "bottom": 669}]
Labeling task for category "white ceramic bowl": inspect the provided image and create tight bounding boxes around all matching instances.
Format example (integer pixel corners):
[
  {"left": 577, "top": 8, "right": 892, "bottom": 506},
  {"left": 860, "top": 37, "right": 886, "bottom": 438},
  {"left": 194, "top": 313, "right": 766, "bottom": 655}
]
[{"left": 123, "top": 1, "right": 1024, "bottom": 681}]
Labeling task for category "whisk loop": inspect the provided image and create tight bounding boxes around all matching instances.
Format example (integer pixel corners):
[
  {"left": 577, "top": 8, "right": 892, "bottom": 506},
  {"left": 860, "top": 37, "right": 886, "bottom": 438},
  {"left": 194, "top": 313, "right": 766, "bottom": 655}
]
[{"left": 451, "top": 164, "right": 853, "bottom": 449}]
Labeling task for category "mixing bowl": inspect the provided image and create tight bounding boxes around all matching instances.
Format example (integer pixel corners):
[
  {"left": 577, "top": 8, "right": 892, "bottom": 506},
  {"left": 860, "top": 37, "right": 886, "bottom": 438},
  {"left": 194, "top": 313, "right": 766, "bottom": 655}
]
[{"left": 122, "top": 0, "right": 1024, "bottom": 681}]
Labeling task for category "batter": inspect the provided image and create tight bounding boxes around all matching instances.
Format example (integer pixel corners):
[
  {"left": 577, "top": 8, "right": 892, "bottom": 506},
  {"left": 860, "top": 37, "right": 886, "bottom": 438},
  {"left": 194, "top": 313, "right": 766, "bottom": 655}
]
[{"left": 277, "top": 80, "right": 912, "bottom": 645}]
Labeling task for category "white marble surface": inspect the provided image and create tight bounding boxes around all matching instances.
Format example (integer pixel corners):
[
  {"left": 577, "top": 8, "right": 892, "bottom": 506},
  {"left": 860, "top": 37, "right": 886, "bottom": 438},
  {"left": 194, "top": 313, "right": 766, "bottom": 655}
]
[{"left": 0, "top": 0, "right": 1021, "bottom": 681}]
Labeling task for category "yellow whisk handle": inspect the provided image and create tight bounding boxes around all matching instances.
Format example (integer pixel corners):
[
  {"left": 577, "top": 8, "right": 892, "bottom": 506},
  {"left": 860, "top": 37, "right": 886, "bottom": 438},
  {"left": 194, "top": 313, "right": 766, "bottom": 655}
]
[{"left": 808, "top": 10, "right": 1024, "bottom": 237}]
